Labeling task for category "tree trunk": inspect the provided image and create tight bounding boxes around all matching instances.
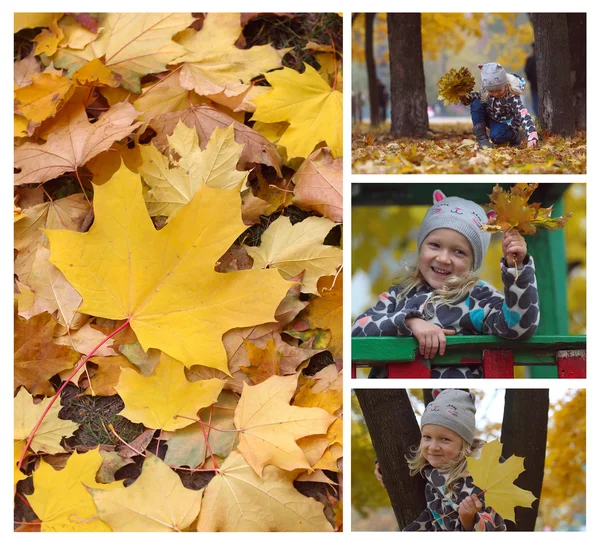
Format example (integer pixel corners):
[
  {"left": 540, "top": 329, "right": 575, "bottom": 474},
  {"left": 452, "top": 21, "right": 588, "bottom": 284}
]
[
  {"left": 355, "top": 389, "right": 425, "bottom": 529},
  {"left": 531, "top": 14, "right": 575, "bottom": 136},
  {"left": 500, "top": 389, "right": 549, "bottom": 531},
  {"left": 387, "top": 13, "right": 429, "bottom": 137},
  {"left": 567, "top": 13, "right": 586, "bottom": 130},
  {"left": 365, "top": 13, "right": 379, "bottom": 127}
]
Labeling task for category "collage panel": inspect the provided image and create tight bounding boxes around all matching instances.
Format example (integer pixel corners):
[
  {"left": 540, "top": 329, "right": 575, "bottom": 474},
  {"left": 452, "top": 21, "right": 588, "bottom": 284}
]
[
  {"left": 351, "top": 388, "right": 586, "bottom": 531},
  {"left": 351, "top": 13, "right": 586, "bottom": 174},
  {"left": 13, "top": 13, "right": 342, "bottom": 533}
]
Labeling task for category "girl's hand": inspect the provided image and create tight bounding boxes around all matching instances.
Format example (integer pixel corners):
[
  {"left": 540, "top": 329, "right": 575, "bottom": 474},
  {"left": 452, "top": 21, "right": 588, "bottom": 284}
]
[
  {"left": 374, "top": 462, "right": 385, "bottom": 489},
  {"left": 502, "top": 230, "right": 527, "bottom": 268},
  {"left": 527, "top": 139, "right": 538, "bottom": 149},
  {"left": 405, "top": 318, "right": 455, "bottom": 359},
  {"left": 458, "top": 493, "right": 483, "bottom": 531}
]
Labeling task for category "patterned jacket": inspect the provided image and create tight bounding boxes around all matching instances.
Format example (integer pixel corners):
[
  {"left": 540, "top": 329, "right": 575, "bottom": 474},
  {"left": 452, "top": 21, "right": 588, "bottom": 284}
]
[
  {"left": 403, "top": 466, "right": 506, "bottom": 531},
  {"left": 466, "top": 89, "right": 538, "bottom": 143},
  {"left": 352, "top": 257, "right": 539, "bottom": 378}
]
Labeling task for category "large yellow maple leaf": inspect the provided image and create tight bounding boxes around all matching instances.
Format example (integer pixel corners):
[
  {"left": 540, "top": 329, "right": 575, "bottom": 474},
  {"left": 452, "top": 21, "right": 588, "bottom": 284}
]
[
  {"left": 14, "top": 388, "right": 78, "bottom": 454},
  {"left": 45, "top": 163, "right": 291, "bottom": 374},
  {"left": 139, "top": 122, "right": 248, "bottom": 220},
  {"left": 251, "top": 63, "right": 343, "bottom": 160},
  {"left": 197, "top": 450, "right": 333, "bottom": 531},
  {"left": 27, "top": 448, "right": 123, "bottom": 532},
  {"left": 172, "top": 13, "right": 285, "bottom": 100},
  {"left": 14, "top": 101, "right": 141, "bottom": 186},
  {"left": 466, "top": 439, "right": 537, "bottom": 522},
  {"left": 14, "top": 73, "right": 75, "bottom": 123},
  {"left": 90, "top": 454, "right": 202, "bottom": 532},
  {"left": 245, "top": 216, "right": 342, "bottom": 295},
  {"left": 234, "top": 373, "right": 336, "bottom": 476},
  {"left": 115, "top": 352, "right": 225, "bottom": 430}
]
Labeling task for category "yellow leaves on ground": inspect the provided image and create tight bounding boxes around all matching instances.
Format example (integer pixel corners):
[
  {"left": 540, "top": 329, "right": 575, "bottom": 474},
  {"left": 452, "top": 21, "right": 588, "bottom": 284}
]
[
  {"left": 14, "top": 388, "right": 78, "bottom": 454},
  {"left": 27, "top": 448, "right": 123, "bottom": 532},
  {"left": 466, "top": 440, "right": 536, "bottom": 522},
  {"left": 15, "top": 101, "right": 142, "bottom": 185},
  {"left": 252, "top": 64, "right": 343, "bottom": 160},
  {"left": 14, "top": 73, "right": 75, "bottom": 123},
  {"left": 72, "top": 59, "right": 121, "bottom": 88},
  {"left": 437, "top": 67, "right": 475, "bottom": 106},
  {"left": 173, "top": 13, "right": 285, "bottom": 102},
  {"left": 482, "top": 183, "right": 572, "bottom": 235},
  {"left": 293, "top": 147, "right": 343, "bottom": 222},
  {"left": 295, "top": 364, "right": 342, "bottom": 415},
  {"left": 90, "top": 454, "right": 202, "bottom": 532},
  {"left": 234, "top": 374, "right": 336, "bottom": 476},
  {"left": 197, "top": 450, "right": 333, "bottom": 532},
  {"left": 45, "top": 164, "right": 291, "bottom": 374},
  {"left": 116, "top": 353, "right": 225, "bottom": 430},
  {"left": 140, "top": 122, "right": 248, "bottom": 220},
  {"left": 245, "top": 216, "right": 341, "bottom": 295}
]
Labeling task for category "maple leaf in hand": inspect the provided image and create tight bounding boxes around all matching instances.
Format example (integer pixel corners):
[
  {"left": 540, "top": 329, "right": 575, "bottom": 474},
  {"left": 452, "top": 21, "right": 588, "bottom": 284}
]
[
  {"left": 437, "top": 67, "right": 475, "bottom": 106},
  {"left": 481, "top": 183, "right": 572, "bottom": 235},
  {"left": 466, "top": 440, "right": 537, "bottom": 522}
]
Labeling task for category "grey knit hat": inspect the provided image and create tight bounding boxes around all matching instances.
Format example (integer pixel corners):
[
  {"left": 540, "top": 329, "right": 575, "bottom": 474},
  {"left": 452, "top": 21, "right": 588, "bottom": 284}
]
[
  {"left": 422, "top": 389, "right": 476, "bottom": 444},
  {"left": 417, "top": 189, "right": 491, "bottom": 271},
  {"left": 478, "top": 62, "right": 508, "bottom": 91}
]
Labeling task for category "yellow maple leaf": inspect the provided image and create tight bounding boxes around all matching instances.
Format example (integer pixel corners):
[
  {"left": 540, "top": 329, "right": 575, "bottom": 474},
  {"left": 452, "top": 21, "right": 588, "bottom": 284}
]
[
  {"left": 139, "top": 122, "right": 248, "bottom": 220},
  {"left": 466, "top": 439, "right": 537, "bottom": 522},
  {"left": 14, "top": 440, "right": 27, "bottom": 490},
  {"left": 240, "top": 337, "right": 282, "bottom": 384},
  {"left": 482, "top": 183, "right": 572, "bottom": 235},
  {"left": 33, "top": 17, "right": 64, "bottom": 57},
  {"left": 437, "top": 66, "right": 475, "bottom": 106},
  {"left": 72, "top": 59, "right": 121, "bottom": 88},
  {"left": 115, "top": 352, "right": 225, "bottom": 430},
  {"left": 197, "top": 450, "right": 333, "bottom": 531},
  {"left": 27, "top": 448, "right": 123, "bottom": 532},
  {"left": 252, "top": 63, "right": 343, "bottom": 160},
  {"left": 245, "top": 216, "right": 342, "bottom": 295},
  {"left": 48, "top": 13, "right": 195, "bottom": 93},
  {"left": 14, "top": 13, "right": 62, "bottom": 33},
  {"left": 234, "top": 373, "right": 336, "bottom": 476},
  {"left": 294, "top": 364, "right": 342, "bottom": 414},
  {"left": 90, "top": 454, "right": 202, "bottom": 531},
  {"left": 14, "top": 101, "right": 142, "bottom": 186},
  {"left": 14, "top": 73, "right": 75, "bottom": 123},
  {"left": 172, "top": 13, "right": 285, "bottom": 100},
  {"left": 14, "top": 388, "right": 79, "bottom": 454},
  {"left": 45, "top": 163, "right": 291, "bottom": 374}
]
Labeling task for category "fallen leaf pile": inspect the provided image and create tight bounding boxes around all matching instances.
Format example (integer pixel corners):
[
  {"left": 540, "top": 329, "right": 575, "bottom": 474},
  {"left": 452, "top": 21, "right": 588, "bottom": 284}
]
[
  {"left": 466, "top": 440, "right": 537, "bottom": 522},
  {"left": 482, "top": 183, "right": 572, "bottom": 235},
  {"left": 437, "top": 67, "right": 475, "bottom": 106},
  {"left": 352, "top": 123, "right": 586, "bottom": 174},
  {"left": 14, "top": 12, "right": 342, "bottom": 532}
]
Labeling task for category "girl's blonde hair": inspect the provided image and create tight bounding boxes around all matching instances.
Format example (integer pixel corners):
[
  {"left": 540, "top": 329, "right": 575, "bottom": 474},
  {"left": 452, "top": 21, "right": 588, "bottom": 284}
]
[
  {"left": 406, "top": 437, "right": 485, "bottom": 498},
  {"left": 481, "top": 74, "right": 525, "bottom": 102},
  {"left": 394, "top": 262, "right": 480, "bottom": 315}
]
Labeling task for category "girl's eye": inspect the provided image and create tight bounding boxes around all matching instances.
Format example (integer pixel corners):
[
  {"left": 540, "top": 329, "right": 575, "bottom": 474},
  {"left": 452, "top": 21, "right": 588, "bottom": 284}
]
[
  {"left": 428, "top": 242, "right": 439, "bottom": 248},
  {"left": 454, "top": 249, "right": 466, "bottom": 256}
]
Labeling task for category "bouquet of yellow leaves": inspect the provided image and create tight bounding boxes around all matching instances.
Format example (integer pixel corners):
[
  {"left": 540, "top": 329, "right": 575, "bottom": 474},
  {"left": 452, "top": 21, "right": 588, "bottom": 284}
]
[
  {"left": 437, "top": 67, "right": 475, "bottom": 106},
  {"left": 481, "top": 183, "right": 572, "bottom": 236}
]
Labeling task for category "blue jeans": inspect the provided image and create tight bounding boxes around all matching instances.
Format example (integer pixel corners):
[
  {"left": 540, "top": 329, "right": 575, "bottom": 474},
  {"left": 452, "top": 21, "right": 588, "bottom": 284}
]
[{"left": 470, "top": 97, "right": 516, "bottom": 144}]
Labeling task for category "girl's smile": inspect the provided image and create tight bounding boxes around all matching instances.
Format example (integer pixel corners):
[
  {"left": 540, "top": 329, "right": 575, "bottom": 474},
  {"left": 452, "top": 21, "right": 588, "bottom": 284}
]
[
  {"left": 418, "top": 229, "right": 474, "bottom": 289},
  {"left": 421, "top": 424, "right": 463, "bottom": 467}
]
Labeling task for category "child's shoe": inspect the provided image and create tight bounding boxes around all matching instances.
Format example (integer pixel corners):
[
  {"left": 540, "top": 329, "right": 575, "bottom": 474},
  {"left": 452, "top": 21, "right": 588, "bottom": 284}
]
[
  {"left": 473, "top": 122, "right": 492, "bottom": 149},
  {"left": 509, "top": 128, "right": 523, "bottom": 147}
]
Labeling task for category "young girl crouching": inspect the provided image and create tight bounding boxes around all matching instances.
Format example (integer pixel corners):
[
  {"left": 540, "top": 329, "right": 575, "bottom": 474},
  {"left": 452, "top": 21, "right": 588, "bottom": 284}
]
[
  {"left": 404, "top": 389, "right": 506, "bottom": 531},
  {"left": 352, "top": 190, "right": 540, "bottom": 379}
]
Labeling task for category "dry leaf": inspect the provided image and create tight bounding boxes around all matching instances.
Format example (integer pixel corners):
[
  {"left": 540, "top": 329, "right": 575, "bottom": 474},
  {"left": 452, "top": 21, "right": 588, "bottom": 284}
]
[{"left": 437, "top": 67, "right": 475, "bottom": 106}]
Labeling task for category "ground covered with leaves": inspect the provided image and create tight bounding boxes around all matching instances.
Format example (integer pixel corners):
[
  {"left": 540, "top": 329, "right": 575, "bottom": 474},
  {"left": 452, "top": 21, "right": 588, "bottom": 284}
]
[
  {"left": 352, "top": 122, "right": 586, "bottom": 174},
  {"left": 14, "top": 12, "right": 342, "bottom": 532}
]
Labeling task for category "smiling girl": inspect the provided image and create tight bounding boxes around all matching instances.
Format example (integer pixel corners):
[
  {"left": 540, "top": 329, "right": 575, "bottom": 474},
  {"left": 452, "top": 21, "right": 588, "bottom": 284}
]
[{"left": 351, "top": 190, "right": 540, "bottom": 378}]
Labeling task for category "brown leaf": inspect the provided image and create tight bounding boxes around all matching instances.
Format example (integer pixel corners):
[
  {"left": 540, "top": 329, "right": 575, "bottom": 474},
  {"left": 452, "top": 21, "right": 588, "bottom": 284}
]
[
  {"left": 85, "top": 355, "right": 137, "bottom": 396},
  {"left": 240, "top": 338, "right": 281, "bottom": 384},
  {"left": 215, "top": 244, "right": 253, "bottom": 273},
  {"left": 14, "top": 52, "right": 42, "bottom": 89},
  {"left": 117, "top": 428, "right": 155, "bottom": 459},
  {"left": 15, "top": 313, "right": 81, "bottom": 396}
]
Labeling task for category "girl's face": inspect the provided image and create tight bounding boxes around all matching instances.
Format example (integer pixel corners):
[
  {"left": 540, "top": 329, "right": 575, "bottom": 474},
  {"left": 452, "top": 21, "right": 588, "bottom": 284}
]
[
  {"left": 418, "top": 229, "right": 474, "bottom": 289},
  {"left": 421, "top": 424, "right": 463, "bottom": 467}
]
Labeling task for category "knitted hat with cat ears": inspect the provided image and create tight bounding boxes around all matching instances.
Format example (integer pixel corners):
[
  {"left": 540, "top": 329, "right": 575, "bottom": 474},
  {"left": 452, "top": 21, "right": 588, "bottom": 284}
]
[
  {"left": 478, "top": 62, "right": 508, "bottom": 91},
  {"left": 421, "top": 389, "right": 476, "bottom": 444},
  {"left": 417, "top": 190, "right": 494, "bottom": 271}
]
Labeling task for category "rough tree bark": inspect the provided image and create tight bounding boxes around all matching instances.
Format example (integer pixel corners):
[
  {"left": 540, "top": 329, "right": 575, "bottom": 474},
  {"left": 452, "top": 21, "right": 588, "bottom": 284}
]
[
  {"left": 365, "top": 13, "right": 380, "bottom": 127},
  {"left": 567, "top": 13, "right": 586, "bottom": 130},
  {"left": 355, "top": 389, "right": 425, "bottom": 529},
  {"left": 531, "top": 14, "right": 574, "bottom": 136},
  {"left": 387, "top": 13, "right": 429, "bottom": 137},
  {"left": 501, "top": 389, "right": 549, "bottom": 531}
]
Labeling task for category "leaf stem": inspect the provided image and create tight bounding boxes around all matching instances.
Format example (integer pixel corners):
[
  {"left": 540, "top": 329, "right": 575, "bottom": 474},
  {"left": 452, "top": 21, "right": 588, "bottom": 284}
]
[
  {"left": 17, "top": 319, "right": 131, "bottom": 470},
  {"left": 15, "top": 491, "right": 32, "bottom": 509}
]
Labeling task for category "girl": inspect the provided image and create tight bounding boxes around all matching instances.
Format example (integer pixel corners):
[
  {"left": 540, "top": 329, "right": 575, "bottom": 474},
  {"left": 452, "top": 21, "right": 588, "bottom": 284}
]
[
  {"left": 351, "top": 190, "right": 539, "bottom": 378},
  {"left": 403, "top": 389, "right": 506, "bottom": 531},
  {"left": 462, "top": 62, "right": 539, "bottom": 149}
]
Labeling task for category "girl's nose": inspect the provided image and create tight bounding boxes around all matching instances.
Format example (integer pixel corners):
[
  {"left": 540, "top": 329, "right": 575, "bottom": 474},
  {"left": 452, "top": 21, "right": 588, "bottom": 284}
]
[{"left": 438, "top": 250, "right": 451, "bottom": 263}]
